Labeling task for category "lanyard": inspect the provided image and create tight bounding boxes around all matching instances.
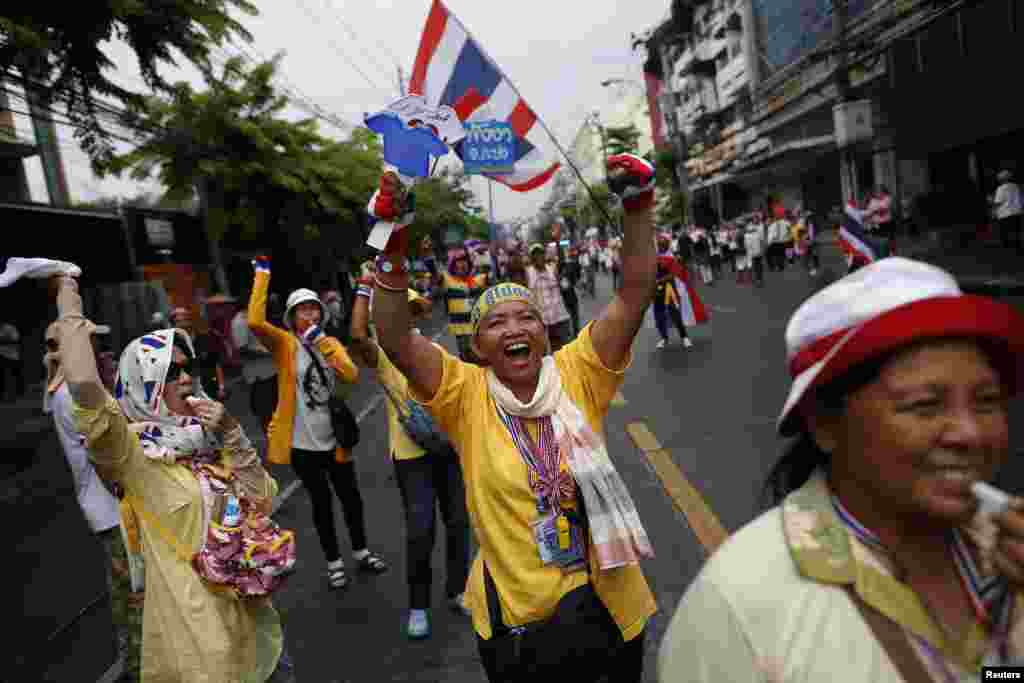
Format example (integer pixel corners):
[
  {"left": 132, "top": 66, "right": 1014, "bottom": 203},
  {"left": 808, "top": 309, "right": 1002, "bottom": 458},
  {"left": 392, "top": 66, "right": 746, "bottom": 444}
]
[
  {"left": 831, "top": 494, "right": 1014, "bottom": 670},
  {"left": 496, "top": 408, "right": 571, "bottom": 511}
]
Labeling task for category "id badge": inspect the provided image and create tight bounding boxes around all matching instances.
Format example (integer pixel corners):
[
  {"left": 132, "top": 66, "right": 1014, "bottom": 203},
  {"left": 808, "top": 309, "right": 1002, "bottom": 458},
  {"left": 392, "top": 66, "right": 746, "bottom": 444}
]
[{"left": 532, "top": 512, "right": 586, "bottom": 573}]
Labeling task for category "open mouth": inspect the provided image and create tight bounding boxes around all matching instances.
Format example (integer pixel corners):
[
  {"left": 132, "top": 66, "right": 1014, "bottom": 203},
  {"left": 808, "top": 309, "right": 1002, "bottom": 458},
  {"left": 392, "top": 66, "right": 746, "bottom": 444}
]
[{"left": 504, "top": 342, "right": 531, "bottom": 361}]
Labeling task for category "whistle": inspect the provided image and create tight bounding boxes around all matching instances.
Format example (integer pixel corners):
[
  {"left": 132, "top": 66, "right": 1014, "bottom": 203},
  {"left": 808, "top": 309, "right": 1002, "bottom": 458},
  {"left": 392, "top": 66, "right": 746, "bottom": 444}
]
[
  {"left": 971, "top": 481, "right": 1011, "bottom": 517},
  {"left": 557, "top": 514, "right": 571, "bottom": 551}
]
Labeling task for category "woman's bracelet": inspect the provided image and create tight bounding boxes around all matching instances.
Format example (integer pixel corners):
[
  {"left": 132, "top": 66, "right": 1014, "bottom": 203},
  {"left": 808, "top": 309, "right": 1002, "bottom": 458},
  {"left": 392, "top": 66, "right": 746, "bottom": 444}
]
[{"left": 373, "top": 275, "right": 406, "bottom": 293}]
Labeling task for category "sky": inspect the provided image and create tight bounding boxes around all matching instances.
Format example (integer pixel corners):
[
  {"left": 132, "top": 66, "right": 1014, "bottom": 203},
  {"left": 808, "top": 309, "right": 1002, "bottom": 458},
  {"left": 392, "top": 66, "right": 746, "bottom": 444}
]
[{"left": 11, "top": 0, "right": 670, "bottom": 224}]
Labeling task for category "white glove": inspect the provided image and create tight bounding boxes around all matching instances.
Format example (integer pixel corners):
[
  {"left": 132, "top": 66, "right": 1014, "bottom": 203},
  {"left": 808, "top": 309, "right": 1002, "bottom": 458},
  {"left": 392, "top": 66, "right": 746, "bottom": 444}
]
[{"left": 0, "top": 257, "right": 82, "bottom": 288}]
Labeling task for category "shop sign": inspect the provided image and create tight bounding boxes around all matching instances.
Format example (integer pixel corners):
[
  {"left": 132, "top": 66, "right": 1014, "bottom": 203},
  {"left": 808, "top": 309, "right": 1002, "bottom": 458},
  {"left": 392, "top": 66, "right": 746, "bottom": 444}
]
[
  {"left": 462, "top": 120, "right": 516, "bottom": 174},
  {"left": 144, "top": 217, "right": 174, "bottom": 249}
]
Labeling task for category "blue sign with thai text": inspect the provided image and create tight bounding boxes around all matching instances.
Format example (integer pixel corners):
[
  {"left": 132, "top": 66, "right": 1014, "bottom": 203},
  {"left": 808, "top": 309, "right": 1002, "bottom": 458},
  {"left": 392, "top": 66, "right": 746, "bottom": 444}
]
[{"left": 462, "top": 120, "right": 516, "bottom": 175}]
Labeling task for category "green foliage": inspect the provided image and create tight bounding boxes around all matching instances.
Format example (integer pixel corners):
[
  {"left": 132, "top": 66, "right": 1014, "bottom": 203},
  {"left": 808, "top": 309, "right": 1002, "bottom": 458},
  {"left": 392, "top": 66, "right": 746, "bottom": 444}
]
[
  {"left": 1, "top": 1, "right": 257, "bottom": 166},
  {"left": 576, "top": 181, "right": 619, "bottom": 230},
  {"left": 99, "top": 55, "right": 383, "bottom": 246},
  {"left": 603, "top": 124, "right": 642, "bottom": 156},
  {"left": 654, "top": 145, "right": 680, "bottom": 189},
  {"left": 408, "top": 169, "right": 484, "bottom": 247},
  {"left": 656, "top": 189, "right": 688, "bottom": 227}
]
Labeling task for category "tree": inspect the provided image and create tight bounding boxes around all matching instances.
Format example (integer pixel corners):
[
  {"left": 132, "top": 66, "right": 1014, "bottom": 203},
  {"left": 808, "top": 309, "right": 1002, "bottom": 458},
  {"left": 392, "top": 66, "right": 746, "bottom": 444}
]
[
  {"left": 1, "top": 2, "right": 257, "bottom": 168},
  {"left": 100, "top": 55, "right": 383, "bottom": 293},
  {"left": 603, "top": 124, "right": 642, "bottom": 156},
  {"left": 653, "top": 145, "right": 687, "bottom": 226},
  {"left": 404, "top": 169, "right": 482, "bottom": 254}
]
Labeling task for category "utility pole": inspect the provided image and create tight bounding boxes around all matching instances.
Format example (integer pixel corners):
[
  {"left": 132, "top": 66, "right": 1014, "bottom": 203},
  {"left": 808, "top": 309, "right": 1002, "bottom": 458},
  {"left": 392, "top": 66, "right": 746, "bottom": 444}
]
[
  {"left": 659, "top": 41, "right": 690, "bottom": 226},
  {"left": 833, "top": 0, "right": 858, "bottom": 204}
]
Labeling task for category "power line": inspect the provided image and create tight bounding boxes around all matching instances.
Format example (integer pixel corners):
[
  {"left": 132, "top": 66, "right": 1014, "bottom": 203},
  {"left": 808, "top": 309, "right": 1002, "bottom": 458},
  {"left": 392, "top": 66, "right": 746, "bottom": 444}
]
[
  {"left": 209, "top": 46, "right": 355, "bottom": 134},
  {"left": 319, "top": 0, "right": 396, "bottom": 78},
  {"left": 292, "top": 0, "right": 388, "bottom": 95},
  {"left": 325, "top": 0, "right": 405, "bottom": 71}
]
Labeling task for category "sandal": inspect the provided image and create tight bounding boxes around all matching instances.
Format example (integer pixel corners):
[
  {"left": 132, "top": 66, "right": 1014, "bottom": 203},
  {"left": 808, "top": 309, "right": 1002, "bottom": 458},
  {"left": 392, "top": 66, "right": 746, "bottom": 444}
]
[
  {"left": 327, "top": 566, "right": 350, "bottom": 590},
  {"left": 356, "top": 551, "right": 388, "bottom": 574}
]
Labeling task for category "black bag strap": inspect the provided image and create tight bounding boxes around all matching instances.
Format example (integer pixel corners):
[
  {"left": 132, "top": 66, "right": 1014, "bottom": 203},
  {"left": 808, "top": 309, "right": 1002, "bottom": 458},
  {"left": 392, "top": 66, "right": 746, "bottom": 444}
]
[
  {"left": 483, "top": 559, "right": 509, "bottom": 638},
  {"left": 483, "top": 483, "right": 591, "bottom": 640},
  {"left": 300, "top": 340, "right": 335, "bottom": 402}
]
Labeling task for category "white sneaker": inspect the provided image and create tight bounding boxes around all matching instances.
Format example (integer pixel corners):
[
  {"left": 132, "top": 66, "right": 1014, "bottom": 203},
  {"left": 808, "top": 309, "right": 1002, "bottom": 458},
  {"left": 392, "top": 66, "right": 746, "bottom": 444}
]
[
  {"left": 406, "top": 609, "right": 430, "bottom": 640},
  {"left": 656, "top": 339, "right": 669, "bottom": 349},
  {"left": 683, "top": 338, "right": 693, "bottom": 349}
]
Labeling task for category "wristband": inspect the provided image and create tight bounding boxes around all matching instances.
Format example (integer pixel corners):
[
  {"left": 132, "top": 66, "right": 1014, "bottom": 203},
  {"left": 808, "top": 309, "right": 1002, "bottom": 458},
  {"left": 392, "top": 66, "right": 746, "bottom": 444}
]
[
  {"left": 253, "top": 256, "right": 271, "bottom": 273},
  {"left": 375, "top": 254, "right": 408, "bottom": 276}
]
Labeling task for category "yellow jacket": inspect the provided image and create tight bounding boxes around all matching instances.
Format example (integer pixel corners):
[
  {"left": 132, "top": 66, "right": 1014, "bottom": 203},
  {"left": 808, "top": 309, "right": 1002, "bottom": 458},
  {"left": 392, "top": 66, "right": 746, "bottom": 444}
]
[{"left": 248, "top": 270, "right": 359, "bottom": 465}]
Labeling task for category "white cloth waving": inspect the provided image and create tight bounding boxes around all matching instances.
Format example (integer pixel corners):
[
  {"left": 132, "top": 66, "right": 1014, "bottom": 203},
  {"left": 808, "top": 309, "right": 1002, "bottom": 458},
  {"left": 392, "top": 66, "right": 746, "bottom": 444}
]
[{"left": 0, "top": 257, "right": 81, "bottom": 287}]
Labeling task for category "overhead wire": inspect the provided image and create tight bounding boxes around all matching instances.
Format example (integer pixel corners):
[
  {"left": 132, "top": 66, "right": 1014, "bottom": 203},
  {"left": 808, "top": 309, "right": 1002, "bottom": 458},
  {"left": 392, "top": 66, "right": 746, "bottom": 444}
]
[
  {"left": 324, "top": 0, "right": 405, "bottom": 72},
  {"left": 209, "top": 45, "right": 355, "bottom": 135},
  {"left": 318, "top": 0, "right": 395, "bottom": 79},
  {"left": 292, "top": 0, "right": 389, "bottom": 96}
]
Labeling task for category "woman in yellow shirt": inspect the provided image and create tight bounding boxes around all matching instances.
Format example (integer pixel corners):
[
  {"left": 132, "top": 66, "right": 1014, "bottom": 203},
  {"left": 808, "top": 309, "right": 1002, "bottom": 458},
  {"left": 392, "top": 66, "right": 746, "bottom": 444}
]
[
  {"left": 368, "top": 153, "right": 659, "bottom": 681},
  {"left": 248, "top": 256, "right": 388, "bottom": 591},
  {"left": 349, "top": 284, "right": 472, "bottom": 640}
]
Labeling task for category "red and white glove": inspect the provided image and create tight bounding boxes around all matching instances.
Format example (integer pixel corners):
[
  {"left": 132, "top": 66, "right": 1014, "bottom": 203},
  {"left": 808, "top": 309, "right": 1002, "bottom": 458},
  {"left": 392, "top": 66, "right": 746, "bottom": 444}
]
[
  {"left": 368, "top": 171, "right": 405, "bottom": 222},
  {"left": 607, "top": 153, "right": 656, "bottom": 212}
]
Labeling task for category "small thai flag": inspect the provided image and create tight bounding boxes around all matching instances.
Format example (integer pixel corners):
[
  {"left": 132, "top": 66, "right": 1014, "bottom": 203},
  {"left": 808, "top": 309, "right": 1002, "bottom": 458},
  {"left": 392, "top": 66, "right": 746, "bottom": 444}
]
[{"left": 838, "top": 202, "right": 889, "bottom": 265}]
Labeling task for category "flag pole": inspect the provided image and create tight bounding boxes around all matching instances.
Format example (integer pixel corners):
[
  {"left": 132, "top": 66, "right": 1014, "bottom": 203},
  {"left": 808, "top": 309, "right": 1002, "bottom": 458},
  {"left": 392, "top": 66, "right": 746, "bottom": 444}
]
[{"left": 440, "top": 4, "right": 619, "bottom": 230}]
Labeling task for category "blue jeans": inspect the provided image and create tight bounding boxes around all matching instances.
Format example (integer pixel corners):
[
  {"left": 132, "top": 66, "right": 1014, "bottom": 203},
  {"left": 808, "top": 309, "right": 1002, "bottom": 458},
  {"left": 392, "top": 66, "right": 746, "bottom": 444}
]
[{"left": 393, "top": 446, "right": 471, "bottom": 609}]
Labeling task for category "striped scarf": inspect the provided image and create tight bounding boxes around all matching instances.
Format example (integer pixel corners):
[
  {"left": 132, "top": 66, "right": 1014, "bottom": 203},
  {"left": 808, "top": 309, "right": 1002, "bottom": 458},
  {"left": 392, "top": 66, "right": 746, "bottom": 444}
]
[{"left": 487, "top": 357, "right": 654, "bottom": 569}]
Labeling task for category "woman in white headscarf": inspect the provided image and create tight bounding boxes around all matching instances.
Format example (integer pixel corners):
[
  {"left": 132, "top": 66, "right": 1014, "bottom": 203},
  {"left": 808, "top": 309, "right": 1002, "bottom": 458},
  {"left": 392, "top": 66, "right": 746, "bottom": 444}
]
[{"left": 51, "top": 273, "right": 296, "bottom": 683}]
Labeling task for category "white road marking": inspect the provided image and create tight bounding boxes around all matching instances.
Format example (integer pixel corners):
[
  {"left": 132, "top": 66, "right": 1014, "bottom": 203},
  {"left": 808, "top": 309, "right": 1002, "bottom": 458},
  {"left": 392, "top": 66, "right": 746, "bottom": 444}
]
[
  {"left": 708, "top": 304, "right": 737, "bottom": 314},
  {"left": 272, "top": 330, "right": 445, "bottom": 514}
]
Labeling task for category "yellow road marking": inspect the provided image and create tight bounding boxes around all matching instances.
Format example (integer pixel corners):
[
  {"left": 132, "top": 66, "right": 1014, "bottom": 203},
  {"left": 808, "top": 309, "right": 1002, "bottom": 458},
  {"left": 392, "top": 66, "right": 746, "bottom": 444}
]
[{"left": 626, "top": 422, "right": 729, "bottom": 555}]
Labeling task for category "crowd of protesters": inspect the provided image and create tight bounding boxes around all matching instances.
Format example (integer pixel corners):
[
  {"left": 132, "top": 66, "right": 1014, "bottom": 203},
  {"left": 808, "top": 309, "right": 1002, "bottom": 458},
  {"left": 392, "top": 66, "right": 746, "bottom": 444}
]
[{"left": 10, "top": 149, "right": 1024, "bottom": 683}]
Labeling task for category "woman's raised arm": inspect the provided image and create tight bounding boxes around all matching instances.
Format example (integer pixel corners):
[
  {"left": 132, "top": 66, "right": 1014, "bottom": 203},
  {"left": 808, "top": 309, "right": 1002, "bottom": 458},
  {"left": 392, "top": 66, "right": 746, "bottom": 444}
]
[{"left": 590, "top": 154, "right": 658, "bottom": 371}]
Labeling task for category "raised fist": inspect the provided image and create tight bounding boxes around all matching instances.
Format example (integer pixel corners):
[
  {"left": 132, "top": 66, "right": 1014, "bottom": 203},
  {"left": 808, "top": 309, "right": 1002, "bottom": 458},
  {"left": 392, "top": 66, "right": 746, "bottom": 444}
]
[
  {"left": 370, "top": 171, "right": 408, "bottom": 222},
  {"left": 606, "top": 153, "right": 656, "bottom": 212}
]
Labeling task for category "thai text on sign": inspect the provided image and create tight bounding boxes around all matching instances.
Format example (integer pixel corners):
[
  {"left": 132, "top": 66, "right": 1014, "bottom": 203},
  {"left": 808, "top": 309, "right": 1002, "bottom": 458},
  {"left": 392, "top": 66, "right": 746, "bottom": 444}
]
[{"left": 463, "top": 120, "right": 516, "bottom": 174}]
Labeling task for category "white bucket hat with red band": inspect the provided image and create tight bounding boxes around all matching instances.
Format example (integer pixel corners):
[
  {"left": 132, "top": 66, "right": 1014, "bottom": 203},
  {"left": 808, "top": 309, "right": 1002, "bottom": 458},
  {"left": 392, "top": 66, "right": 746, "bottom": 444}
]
[{"left": 778, "top": 257, "right": 1024, "bottom": 436}]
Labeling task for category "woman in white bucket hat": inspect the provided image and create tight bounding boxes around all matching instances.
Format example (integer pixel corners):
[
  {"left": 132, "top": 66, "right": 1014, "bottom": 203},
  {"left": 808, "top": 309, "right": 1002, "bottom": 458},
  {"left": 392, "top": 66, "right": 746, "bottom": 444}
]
[{"left": 659, "top": 257, "right": 1024, "bottom": 682}]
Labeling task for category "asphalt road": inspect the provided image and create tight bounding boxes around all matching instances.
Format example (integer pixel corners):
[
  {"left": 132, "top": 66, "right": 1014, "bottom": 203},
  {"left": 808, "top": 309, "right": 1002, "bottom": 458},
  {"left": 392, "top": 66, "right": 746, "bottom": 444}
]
[{"left": 250, "top": 241, "right": 1024, "bottom": 682}]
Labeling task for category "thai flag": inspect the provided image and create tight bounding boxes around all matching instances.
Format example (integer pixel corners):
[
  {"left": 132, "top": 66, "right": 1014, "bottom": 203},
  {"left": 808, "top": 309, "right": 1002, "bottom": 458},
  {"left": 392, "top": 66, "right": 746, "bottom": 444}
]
[
  {"left": 838, "top": 201, "right": 888, "bottom": 265},
  {"left": 409, "top": 0, "right": 561, "bottom": 192}
]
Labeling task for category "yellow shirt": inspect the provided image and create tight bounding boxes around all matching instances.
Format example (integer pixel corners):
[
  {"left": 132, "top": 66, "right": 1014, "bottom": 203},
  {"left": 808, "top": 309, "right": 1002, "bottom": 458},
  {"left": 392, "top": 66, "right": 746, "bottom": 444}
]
[
  {"left": 413, "top": 322, "right": 656, "bottom": 640},
  {"left": 377, "top": 348, "right": 427, "bottom": 461},
  {"left": 75, "top": 397, "right": 281, "bottom": 683}
]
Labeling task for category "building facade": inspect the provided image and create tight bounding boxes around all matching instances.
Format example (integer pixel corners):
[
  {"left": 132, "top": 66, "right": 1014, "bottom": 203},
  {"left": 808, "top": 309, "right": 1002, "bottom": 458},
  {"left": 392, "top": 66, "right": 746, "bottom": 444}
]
[{"left": 640, "top": 0, "right": 1018, "bottom": 230}]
